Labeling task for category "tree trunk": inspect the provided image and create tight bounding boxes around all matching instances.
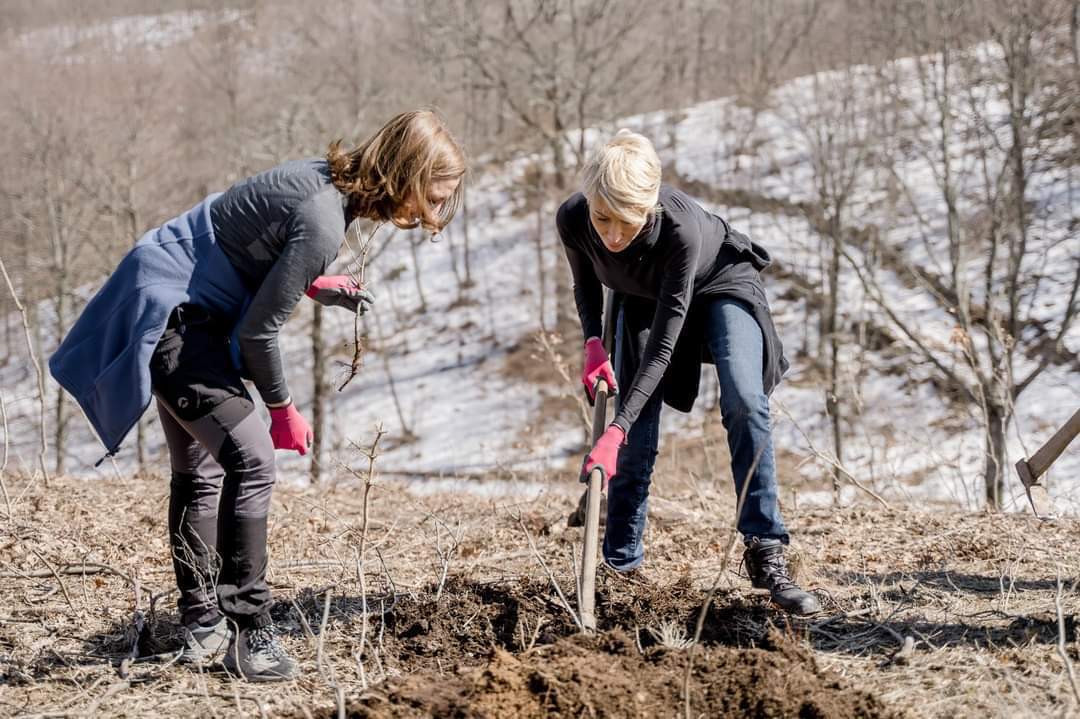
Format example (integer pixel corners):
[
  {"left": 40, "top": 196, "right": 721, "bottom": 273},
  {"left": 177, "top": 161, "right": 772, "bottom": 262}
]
[
  {"left": 983, "top": 400, "right": 1008, "bottom": 509},
  {"left": 52, "top": 274, "right": 67, "bottom": 476},
  {"left": 310, "top": 303, "right": 325, "bottom": 484},
  {"left": 549, "top": 139, "right": 577, "bottom": 336},
  {"left": 825, "top": 215, "right": 843, "bottom": 505},
  {"left": 535, "top": 191, "right": 547, "bottom": 331},
  {"left": 409, "top": 232, "right": 428, "bottom": 313},
  {"left": 816, "top": 232, "right": 828, "bottom": 367},
  {"left": 136, "top": 413, "right": 145, "bottom": 473},
  {"left": 461, "top": 187, "right": 473, "bottom": 288}
]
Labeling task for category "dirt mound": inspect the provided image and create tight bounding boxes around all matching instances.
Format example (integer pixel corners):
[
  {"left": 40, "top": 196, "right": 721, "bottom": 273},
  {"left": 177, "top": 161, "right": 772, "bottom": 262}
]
[
  {"left": 344, "top": 630, "right": 897, "bottom": 718},
  {"left": 296, "top": 576, "right": 898, "bottom": 718},
  {"left": 368, "top": 574, "right": 771, "bottom": 671}
]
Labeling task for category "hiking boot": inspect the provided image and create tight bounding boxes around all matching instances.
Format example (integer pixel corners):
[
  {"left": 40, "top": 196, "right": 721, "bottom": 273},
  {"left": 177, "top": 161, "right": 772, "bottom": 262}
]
[
  {"left": 223, "top": 625, "right": 299, "bottom": 682},
  {"left": 179, "top": 616, "right": 231, "bottom": 665},
  {"left": 743, "top": 538, "right": 821, "bottom": 616}
]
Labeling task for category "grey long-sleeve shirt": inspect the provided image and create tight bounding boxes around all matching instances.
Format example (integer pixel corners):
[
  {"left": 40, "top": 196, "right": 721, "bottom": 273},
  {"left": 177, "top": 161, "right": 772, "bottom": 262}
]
[{"left": 210, "top": 158, "right": 346, "bottom": 405}]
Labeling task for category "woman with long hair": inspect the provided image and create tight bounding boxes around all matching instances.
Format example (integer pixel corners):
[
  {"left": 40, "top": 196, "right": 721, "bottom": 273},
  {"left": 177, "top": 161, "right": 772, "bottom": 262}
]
[{"left": 51, "top": 110, "right": 466, "bottom": 680}]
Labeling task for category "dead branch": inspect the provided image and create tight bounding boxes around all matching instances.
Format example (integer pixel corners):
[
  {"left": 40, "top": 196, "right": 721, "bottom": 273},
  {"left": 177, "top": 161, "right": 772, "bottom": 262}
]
[
  {"left": 0, "top": 561, "right": 138, "bottom": 587},
  {"left": 536, "top": 330, "right": 592, "bottom": 435},
  {"left": 337, "top": 221, "right": 383, "bottom": 392},
  {"left": 0, "top": 253, "right": 49, "bottom": 484},
  {"left": 84, "top": 679, "right": 130, "bottom": 717},
  {"left": 316, "top": 587, "right": 334, "bottom": 681},
  {"left": 517, "top": 514, "right": 583, "bottom": 632},
  {"left": 1055, "top": 573, "right": 1080, "bottom": 707},
  {"left": 684, "top": 444, "right": 764, "bottom": 719},
  {"left": 773, "top": 398, "right": 892, "bottom": 509},
  {"left": 0, "top": 390, "right": 10, "bottom": 519},
  {"left": 28, "top": 546, "right": 75, "bottom": 613},
  {"left": 355, "top": 424, "right": 385, "bottom": 690}
]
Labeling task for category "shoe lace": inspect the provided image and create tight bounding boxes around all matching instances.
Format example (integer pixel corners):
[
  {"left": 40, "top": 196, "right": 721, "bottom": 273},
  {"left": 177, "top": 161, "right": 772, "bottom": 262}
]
[
  {"left": 753, "top": 545, "right": 797, "bottom": 594},
  {"left": 248, "top": 627, "right": 287, "bottom": 660}
]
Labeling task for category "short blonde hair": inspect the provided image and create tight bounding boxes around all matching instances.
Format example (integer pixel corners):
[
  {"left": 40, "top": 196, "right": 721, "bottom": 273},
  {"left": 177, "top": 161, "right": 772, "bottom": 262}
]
[{"left": 580, "top": 129, "right": 661, "bottom": 225}]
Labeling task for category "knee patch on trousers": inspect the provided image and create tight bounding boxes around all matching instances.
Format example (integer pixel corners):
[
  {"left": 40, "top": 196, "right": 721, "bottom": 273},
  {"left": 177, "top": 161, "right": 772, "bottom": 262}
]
[{"left": 213, "top": 407, "right": 276, "bottom": 518}]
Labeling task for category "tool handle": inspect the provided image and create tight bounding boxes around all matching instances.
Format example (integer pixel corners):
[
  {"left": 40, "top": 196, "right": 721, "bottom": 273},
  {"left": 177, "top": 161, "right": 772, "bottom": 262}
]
[
  {"left": 1026, "top": 408, "right": 1080, "bottom": 481},
  {"left": 580, "top": 466, "right": 603, "bottom": 631},
  {"left": 580, "top": 378, "right": 609, "bottom": 632},
  {"left": 590, "top": 380, "right": 609, "bottom": 443},
  {"left": 581, "top": 288, "right": 618, "bottom": 633}
]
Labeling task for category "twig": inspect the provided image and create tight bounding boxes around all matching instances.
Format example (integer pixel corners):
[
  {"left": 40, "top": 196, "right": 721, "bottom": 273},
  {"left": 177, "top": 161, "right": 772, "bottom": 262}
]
[
  {"left": 684, "top": 444, "right": 763, "bottom": 719},
  {"left": 1055, "top": 573, "right": 1080, "bottom": 708},
  {"left": 28, "top": 547, "right": 76, "bottom": 613},
  {"left": 517, "top": 515, "right": 583, "bottom": 632},
  {"left": 337, "top": 222, "right": 383, "bottom": 391},
  {"left": 0, "top": 561, "right": 137, "bottom": 587},
  {"left": 0, "top": 253, "right": 49, "bottom": 484},
  {"left": 316, "top": 588, "right": 333, "bottom": 678},
  {"left": 117, "top": 610, "right": 146, "bottom": 679},
  {"left": 354, "top": 550, "right": 368, "bottom": 690},
  {"left": 570, "top": 542, "right": 583, "bottom": 621},
  {"left": 421, "top": 509, "right": 461, "bottom": 603},
  {"left": 291, "top": 599, "right": 317, "bottom": 645},
  {"left": 0, "top": 390, "right": 10, "bottom": 519},
  {"left": 85, "top": 680, "right": 130, "bottom": 717},
  {"left": 536, "top": 330, "right": 592, "bottom": 434},
  {"left": 354, "top": 425, "right": 384, "bottom": 689},
  {"left": 774, "top": 398, "right": 891, "bottom": 508}
]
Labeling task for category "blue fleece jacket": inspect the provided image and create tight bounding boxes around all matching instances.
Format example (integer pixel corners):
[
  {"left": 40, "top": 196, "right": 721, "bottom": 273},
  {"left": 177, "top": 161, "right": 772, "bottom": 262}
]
[{"left": 49, "top": 194, "right": 252, "bottom": 456}]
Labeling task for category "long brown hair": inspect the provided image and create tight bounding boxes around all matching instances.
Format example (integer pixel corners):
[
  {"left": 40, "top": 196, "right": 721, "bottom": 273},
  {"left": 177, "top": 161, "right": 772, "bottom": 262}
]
[{"left": 326, "top": 109, "right": 466, "bottom": 233}]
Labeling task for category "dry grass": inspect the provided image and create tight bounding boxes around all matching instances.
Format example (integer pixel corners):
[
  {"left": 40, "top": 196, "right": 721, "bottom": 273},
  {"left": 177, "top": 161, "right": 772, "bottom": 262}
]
[{"left": 0, "top": 460, "right": 1077, "bottom": 717}]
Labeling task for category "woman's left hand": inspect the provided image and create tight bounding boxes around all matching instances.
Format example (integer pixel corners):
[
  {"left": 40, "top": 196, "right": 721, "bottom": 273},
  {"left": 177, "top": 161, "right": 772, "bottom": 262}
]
[
  {"left": 269, "top": 401, "right": 314, "bottom": 455},
  {"left": 581, "top": 424, "right": 626, "bottom": 490},
  {"left": 306, "top": 275, "right": 376, "bottom": 314}
]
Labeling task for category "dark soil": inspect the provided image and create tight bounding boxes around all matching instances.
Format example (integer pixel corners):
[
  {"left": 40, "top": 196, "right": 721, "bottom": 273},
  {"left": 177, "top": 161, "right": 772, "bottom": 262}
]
[
  {"left": 350, "top": 630, "right": 896, "bottom": 719},
  {"left": 302, "top": 574, "right": 901, "bottom": 718}
]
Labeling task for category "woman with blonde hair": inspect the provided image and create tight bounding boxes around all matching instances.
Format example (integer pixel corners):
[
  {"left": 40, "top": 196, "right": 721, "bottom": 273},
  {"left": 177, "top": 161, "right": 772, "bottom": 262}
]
[
  {"left": 51, "top": 110, "right": 466, "bottom": 680},
  {"left": 558, "top": 129, "right": 818, "bottom": 615}
]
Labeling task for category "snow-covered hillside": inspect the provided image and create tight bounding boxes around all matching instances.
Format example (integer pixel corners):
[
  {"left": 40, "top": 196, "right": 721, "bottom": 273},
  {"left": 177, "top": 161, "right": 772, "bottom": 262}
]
[{"left": 1, "top": 29, "right": 1076, "bottom": 515}]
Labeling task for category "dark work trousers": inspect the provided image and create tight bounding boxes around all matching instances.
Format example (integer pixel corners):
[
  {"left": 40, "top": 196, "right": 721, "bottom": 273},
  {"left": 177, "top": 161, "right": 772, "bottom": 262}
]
[{"left": 150, "top": 304, "right": 277, "bottom": 630}]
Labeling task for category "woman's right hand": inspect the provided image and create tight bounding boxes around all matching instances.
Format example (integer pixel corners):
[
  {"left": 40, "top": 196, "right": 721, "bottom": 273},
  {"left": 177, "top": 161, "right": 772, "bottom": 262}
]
[
  {"left": 268, "top": 401, "right": 313, "bottom": 455},
  {"left": 582, "top": 337, "right": 618, "bottom": 405},
  {"left": 306, "top": 275, "right": 376, "bottom": 314}
]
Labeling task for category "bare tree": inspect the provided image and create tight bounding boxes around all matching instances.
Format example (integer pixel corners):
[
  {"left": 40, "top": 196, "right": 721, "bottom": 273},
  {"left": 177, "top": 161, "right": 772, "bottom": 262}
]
[
  {"left": 853, "top": 0, "right": 1079, "bottom": 507},
  {"left": 788, "top": 58, "right": 874, "bottom": 504},
  {"left": 421, "top": 0, "right": 654, "bottom": 333}
]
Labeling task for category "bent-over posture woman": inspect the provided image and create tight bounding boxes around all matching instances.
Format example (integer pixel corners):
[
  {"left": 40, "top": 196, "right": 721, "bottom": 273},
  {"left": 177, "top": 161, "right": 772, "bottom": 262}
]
[
  {"left": 51, "top": 110, "right": 466, "bottom": 679},
  {"left": 557, "top": 130, "right": 818, "bottom": 615}
]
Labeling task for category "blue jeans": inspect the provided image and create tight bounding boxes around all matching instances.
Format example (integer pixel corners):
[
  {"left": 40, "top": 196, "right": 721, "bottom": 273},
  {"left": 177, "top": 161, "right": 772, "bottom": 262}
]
[{"left": 603, "top": 297, "right": 790, "bottom": 571}]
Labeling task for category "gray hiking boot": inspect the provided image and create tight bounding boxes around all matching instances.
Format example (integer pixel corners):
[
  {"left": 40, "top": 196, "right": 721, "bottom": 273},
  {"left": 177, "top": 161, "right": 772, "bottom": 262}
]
[
  {"left": 179, "top": 616, "right": 232, "bottom": 665},
  {"left": 743, "top": 538, "right": 821, "bottom": 616},
  {"left": 223, "top": 625, "right": 298, "bottom": 682}
]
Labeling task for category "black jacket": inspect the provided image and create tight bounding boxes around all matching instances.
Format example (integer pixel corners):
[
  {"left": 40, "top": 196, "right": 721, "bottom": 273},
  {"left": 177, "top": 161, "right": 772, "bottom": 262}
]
[{"left": 557, "top": 185, "right": 788, "bottom": 432}]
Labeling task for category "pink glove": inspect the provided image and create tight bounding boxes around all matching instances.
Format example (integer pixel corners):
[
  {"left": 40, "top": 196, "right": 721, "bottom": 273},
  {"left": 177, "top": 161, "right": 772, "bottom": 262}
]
[
  {"left": 582, "top": 337, "right": 618, "bottom": 405},
  {"left": 306, "top": 275, "right": 375, "bottom": 314},
  {"left": 581, "top": 425, "right": 626, "bottom": 490},
  {"left": 269, "top": 402, "right": 313, "bottom": 455}
]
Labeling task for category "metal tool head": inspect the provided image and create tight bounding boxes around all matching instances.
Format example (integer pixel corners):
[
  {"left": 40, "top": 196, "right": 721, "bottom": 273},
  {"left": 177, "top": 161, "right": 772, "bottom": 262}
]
[{"left": 1016, "top": 458, "right": 1056, "bottom": 520}]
